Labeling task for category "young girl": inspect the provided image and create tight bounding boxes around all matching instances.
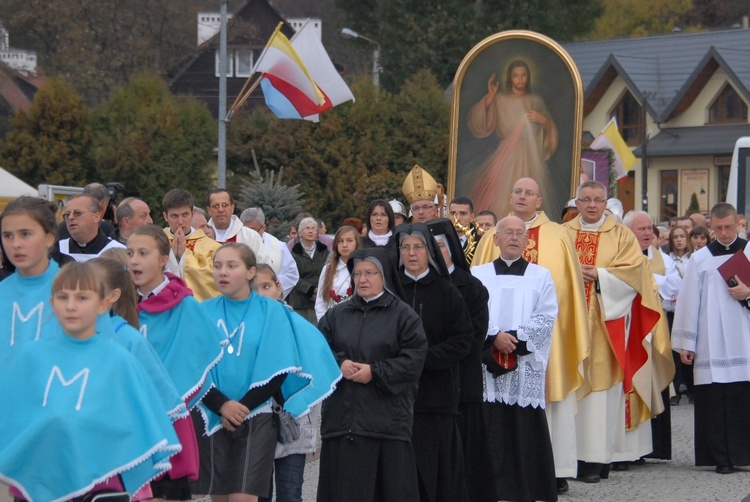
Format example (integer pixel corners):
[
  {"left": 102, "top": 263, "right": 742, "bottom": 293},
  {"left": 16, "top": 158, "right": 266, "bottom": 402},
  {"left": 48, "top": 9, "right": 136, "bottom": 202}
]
[
  {"left": 667, "top": 225, "right": 692, "bottom": 278},
  {"left": 197, "top": 243, "right": 340, "bottom": 501},
  {"left": 195, "top": 243, "right": 303, "bottom": 501},
  {"left": 0, "top": 262, "right": 181, "bottom": 502},
  {"left": 0, "top": 196, "right": 72, "bottom": 368},
  {"left": 91, "top": 257, "right": 199, "bottom": 487},
  {"left": 253, "top": 265, "right": 322, "bottom": 502},
  {"left": 126, "top": 224, "right": 224, "bottom": 500},
  {"left": 315, "top": 226, "right": 361, "bottom": 321}
]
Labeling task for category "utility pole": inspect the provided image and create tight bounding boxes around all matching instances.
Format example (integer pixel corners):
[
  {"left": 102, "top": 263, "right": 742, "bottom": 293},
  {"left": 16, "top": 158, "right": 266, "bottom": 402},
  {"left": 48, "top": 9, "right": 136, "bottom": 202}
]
[{"left": 217, "top": 0, "right": 229, "bottom": 189}]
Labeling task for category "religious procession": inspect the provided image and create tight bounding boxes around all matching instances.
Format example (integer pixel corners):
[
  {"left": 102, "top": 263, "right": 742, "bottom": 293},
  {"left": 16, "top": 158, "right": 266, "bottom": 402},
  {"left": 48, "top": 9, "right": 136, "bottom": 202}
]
[{"left": 2, "top": 2, "right": 750, "bottom": 502}]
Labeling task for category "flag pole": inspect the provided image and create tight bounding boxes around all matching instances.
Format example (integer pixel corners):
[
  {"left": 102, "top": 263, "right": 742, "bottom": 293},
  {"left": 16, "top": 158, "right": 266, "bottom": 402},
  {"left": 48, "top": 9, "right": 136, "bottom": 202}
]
[{"left": 228, "top": 22, "right": 283, "bottom": 114}]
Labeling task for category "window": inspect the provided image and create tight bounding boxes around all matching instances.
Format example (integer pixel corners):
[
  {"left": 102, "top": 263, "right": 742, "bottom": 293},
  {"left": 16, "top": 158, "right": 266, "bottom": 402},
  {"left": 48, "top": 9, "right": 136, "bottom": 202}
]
[
  {"left": 214, "top": 50, "right": 233, "bottom": 77},
  {"left": 612, "top": 91, "right": 642, "bottom": 145},
  {"left": 235, "top": 50, "right": 253, "bottom": 77},
  {"left": 709, "top": 84, "right": 748, "bottom": 124}
]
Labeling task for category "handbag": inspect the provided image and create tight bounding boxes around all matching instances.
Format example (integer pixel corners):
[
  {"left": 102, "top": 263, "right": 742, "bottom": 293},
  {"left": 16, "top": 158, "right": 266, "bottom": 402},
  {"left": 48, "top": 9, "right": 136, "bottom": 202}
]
[{"left": 273, "top": 401, "right": 300, "bottom": 444}]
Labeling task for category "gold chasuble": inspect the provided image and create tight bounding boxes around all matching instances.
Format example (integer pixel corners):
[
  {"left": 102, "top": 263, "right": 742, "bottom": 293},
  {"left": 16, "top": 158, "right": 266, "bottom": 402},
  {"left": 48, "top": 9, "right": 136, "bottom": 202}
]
[
  {"left": 164, "top": 228, "right": 220, "bottom": 301},
  {"left": 564, "top": 216, "right": 673, "bottom": 429},
  {"left": 472, "top": 211, "right": 591, "bottom": 403}
]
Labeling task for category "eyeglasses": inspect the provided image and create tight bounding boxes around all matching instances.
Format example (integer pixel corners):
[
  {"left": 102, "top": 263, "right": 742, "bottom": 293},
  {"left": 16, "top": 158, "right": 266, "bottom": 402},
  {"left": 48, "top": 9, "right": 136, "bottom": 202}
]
[
  {"left": 577, "top": 198, "right": 606, "bottom": 205},
  {"left": 410, "top": 204, "right": 434, "bottom": 213},
  {"left": 62, "top": 210, "right": 91, "bottom": 220},
  {"left": 210, "top": 202, "right": 232, "bottom": 210},
  {"left": 512, "top": 189, "right": 538, "bottom": 197},
  {"left": 353, "top": 270, "right": 381, "bottom": 279},
  {"left": 371, "top": 212, "right": 388, "bottom": 219},
  {"left": 499, "top": 230, "right": 526, "bottom": 237},
  {"left": 400, "top": 244, "right": 427, "bottom": 253}
]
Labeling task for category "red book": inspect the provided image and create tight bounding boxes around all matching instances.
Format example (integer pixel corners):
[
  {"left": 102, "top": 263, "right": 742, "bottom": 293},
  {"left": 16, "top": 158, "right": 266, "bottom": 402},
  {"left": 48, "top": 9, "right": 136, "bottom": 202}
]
[{"left": 717, "top": 250, "right": 750, "bottom": 287}]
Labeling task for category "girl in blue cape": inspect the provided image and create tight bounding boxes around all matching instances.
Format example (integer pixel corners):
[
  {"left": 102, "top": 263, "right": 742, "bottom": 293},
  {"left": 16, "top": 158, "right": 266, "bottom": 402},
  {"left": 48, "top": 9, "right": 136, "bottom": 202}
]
[
  {"left": 0, "top": 261, "right": 182, "bottom": 502},
  {"left": 195, "top": 243, "right": 340, "bottom": 501},
  {"left": 126, "top": 225, "right": 224, "bottom": 500},
  {"left": 0, "top": 196, "right": 74, "bottom": 369},
  {"left": 91, "top": 255, "right": 200, "bottom": 490}
]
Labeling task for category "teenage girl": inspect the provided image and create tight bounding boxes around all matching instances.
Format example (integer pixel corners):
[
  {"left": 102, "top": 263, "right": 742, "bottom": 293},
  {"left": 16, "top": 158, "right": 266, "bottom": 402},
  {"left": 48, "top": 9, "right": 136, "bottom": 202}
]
[
  {"left": 0, "top": 261, "right": 180, "bottom": 502},
  {"left": 0, "top": 196, "right": 72, "bottom": 368},
  {"left": 126, "top": 224, "right": 224, "bottom": 500},
  {"left": 314, "top": 226, "right": 361, "bottom": 321},
  {"left": 195, "top": 243, "right": 315, "bottom": 502}
]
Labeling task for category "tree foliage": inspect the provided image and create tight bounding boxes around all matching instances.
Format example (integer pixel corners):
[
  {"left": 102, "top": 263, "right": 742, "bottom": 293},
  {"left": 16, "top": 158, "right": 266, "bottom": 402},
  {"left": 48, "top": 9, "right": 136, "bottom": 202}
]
[
  {"left": 227, "top": 69, "right": 450, "bottom": 228},
  {"left": 590, "top": 0, "right": 693, "bottom": 39},
  {"left": 335, "top": 0, "right": 602, "bottom": 90},
  {"left": 90, "top": 72, "right": 215, "bottom": 216},
  {"left": 0, "top": 78, "right": 93, "bottom": 187},
  {"left": 236, "top": 165, "right": 306, "bottom": 239},
  {"left": 0, "top": 0, "right": 244, "bottom": 103}
]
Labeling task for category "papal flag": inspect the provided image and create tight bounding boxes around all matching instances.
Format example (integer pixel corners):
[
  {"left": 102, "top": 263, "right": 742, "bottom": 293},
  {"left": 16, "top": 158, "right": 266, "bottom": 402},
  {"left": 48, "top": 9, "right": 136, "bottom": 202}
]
[{"left": 590, "top": 117, "right": 638, "bottom": 180}]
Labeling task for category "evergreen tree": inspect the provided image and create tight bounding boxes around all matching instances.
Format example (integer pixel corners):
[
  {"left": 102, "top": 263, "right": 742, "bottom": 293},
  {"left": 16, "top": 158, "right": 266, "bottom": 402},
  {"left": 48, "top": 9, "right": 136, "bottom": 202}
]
[
  {"left": 91, "top": 72, "right": 215, "bottom": 217},
  {"left": 236, "top": 160, "right": 306, "bottom": 240},
  {"left": 688, "top": 192, "right": 700, "bottom": 213},
  {"left": 0, "top": 77, "right": 93, "bottom": 187}
]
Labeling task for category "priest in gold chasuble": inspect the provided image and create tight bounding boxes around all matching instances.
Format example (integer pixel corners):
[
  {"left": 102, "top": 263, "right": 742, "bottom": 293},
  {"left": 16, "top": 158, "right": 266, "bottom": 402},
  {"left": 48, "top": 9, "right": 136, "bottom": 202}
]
[{"left": 563, "top": 181, "right": 673, "bottom": 482}]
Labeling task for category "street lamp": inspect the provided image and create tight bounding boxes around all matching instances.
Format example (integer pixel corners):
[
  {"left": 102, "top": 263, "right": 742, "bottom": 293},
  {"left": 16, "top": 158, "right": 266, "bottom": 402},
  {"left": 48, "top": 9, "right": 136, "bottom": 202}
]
[{"left": 341, "top": 27, "right": 380, "bottom": 89}]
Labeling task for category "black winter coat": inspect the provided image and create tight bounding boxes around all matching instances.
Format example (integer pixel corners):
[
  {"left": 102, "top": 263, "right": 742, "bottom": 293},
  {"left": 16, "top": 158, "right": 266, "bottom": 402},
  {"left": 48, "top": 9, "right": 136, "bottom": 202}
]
[
  {"left": 399, "top": 269, "right": 474, "bottom": 415},
  {"left": 318, "top": 292, "right": 427, "bottom": 442},
  {"left": 289, "top": 240, "right": 329, "bottom": 310}
]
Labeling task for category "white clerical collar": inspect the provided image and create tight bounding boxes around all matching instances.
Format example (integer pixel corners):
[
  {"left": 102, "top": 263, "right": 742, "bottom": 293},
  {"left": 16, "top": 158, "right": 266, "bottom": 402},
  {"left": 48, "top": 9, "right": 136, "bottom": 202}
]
[
  {"left": 368, "top": 230, "right": 392, "bottom": 246},
  {"left": 580, "top": 215, "right": 606, "bottom": 232},
  {"left": 213, "top": 225, "right": 230, "bottom": 242},
  {"left": 717, "top": 235, "right": 738, "bottom": 250},
  {"left": 139, "top": 275, "right": 169, "bottom": 299},
  {"left": 169, "top": 226, "right": 195, "bottom": 237},
  {"left": 500, "top": 256, "right": 521, "bottom": 267},
  {"left": 405, "top": 268, "right": 430, "bottom": 281},
  {"left": 524, "top": 213, "right": 539, "bottom": 229},
  {"left": 362, "top": 291, "right": 385, "bottom": 303},
  {"left": 447, "top": 263, "right": 455, "bottom": 274}
]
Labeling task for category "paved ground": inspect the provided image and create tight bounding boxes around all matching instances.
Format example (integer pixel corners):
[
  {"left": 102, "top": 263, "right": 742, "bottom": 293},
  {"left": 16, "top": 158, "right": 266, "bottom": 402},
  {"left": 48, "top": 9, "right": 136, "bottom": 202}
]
[{"left": 4, "top": 400, "right": 750, "bottom": 501}]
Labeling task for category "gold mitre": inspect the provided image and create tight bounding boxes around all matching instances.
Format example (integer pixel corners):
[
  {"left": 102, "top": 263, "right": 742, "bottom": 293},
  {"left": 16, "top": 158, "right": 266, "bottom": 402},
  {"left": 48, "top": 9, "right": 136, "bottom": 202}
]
[{"left": 402, "top": 164, "right": 438, "bottom": 205}]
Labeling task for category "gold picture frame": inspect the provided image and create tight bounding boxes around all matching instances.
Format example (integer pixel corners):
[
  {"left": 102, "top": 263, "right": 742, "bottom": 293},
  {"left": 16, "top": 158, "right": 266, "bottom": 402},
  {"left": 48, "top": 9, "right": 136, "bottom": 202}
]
[{"left": 447, "top": 30, "right": 584, "bottom": 221}]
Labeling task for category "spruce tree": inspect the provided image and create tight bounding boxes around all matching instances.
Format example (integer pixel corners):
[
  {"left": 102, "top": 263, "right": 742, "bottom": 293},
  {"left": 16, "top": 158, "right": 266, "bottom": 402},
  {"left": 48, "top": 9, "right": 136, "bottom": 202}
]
[{"left": 236, "top": 152, "right": 305, "bottom": 240}]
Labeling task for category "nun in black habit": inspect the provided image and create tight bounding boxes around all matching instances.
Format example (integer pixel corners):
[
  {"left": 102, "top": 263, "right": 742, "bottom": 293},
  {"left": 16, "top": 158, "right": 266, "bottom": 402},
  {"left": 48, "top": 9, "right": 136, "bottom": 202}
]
[
  {"left": 395, "top": 222, "right": 474, "bottom": 502},
  {"left": 427, "top": 218, "right": 496, "bottom": 502},
  {"left": 317, "top": 247, "right": 428, "bottom": 502}
]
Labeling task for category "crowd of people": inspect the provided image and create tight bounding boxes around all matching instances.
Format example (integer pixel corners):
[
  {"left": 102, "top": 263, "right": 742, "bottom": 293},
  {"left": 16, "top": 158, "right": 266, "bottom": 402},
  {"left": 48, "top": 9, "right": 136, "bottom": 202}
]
[{"left": 0, "top": 165, "right": 748, "bottom": 502}]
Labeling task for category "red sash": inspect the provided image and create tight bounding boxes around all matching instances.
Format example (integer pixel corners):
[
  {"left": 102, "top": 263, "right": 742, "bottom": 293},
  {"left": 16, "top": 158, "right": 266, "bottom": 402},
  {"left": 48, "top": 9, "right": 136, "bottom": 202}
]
[
  {"left": 523, "top": 226, "right": 540, "bottom": 264},
  {"left": 574, "top": 230, "right": 600, "bottom": 308}
]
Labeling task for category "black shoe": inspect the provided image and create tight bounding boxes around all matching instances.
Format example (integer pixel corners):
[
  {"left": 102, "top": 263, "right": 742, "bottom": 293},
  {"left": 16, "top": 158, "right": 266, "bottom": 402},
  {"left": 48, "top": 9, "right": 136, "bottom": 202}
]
[
  {"left": 632, "top": 458, "right": 646, "bottom": 466},
  {"left": 599, "top": 464, "right": 610, "bottom": 479},
  {"left": 556, "top": 478, "right": 569, "bottom": 493},
  {"left": 612, "top": 461, "right": 630, "bottom": 471},
  {"left": 670, "top": 395, "right": 681, "bottom": 406},
  {"left": 575, "top": 473, "right": 600, "bottom": 483},
  {"left": 716, "top": 465, "right": 734, "bottom": 474},
  {"left": 687, "top": 393, "right": 694, "bottom": 404}
]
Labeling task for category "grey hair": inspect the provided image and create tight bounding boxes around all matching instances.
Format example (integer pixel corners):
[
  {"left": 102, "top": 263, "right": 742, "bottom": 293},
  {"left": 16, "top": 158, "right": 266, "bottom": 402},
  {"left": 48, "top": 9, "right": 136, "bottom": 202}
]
[
  {"left": 298, "top": 216, "right": 318, "bottom": 231},
  {"left": 622, "top": 210, "right": 651, "bottom": 228},
  {"left": 82, "top": 183, "right": 110, "bottom": 203},
  {"left": 193, "top": 206, "right": 207, "bottom": 218},
  {"left": 116, "top": 197, "right": 136, "bottom": 222},
  {"left": 576, "top": 180, "right": 607, "bottom": 198},
  {"left": 240, "top": 207, "right": 265, "bottom": 225}
]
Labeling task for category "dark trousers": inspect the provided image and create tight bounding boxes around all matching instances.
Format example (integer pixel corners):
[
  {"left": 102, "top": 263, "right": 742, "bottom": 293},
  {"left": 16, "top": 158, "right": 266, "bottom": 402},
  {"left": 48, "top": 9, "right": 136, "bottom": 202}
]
[{"left": 259, "top": 453, "right": 306, "bottom": 502}]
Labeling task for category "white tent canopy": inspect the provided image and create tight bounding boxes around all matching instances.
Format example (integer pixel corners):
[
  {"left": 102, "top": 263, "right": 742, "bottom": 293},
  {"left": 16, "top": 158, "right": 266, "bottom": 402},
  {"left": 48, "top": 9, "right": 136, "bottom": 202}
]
[{"left": 0, "top": 167, "right": 36, "bottom": 198}]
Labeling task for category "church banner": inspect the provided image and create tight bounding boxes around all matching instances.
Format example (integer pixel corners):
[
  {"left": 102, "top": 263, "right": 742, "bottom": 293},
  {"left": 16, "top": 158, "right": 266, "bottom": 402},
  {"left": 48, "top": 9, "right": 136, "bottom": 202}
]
[{"left": 448, "top": 30, "right": 584, "bottom": 221}]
